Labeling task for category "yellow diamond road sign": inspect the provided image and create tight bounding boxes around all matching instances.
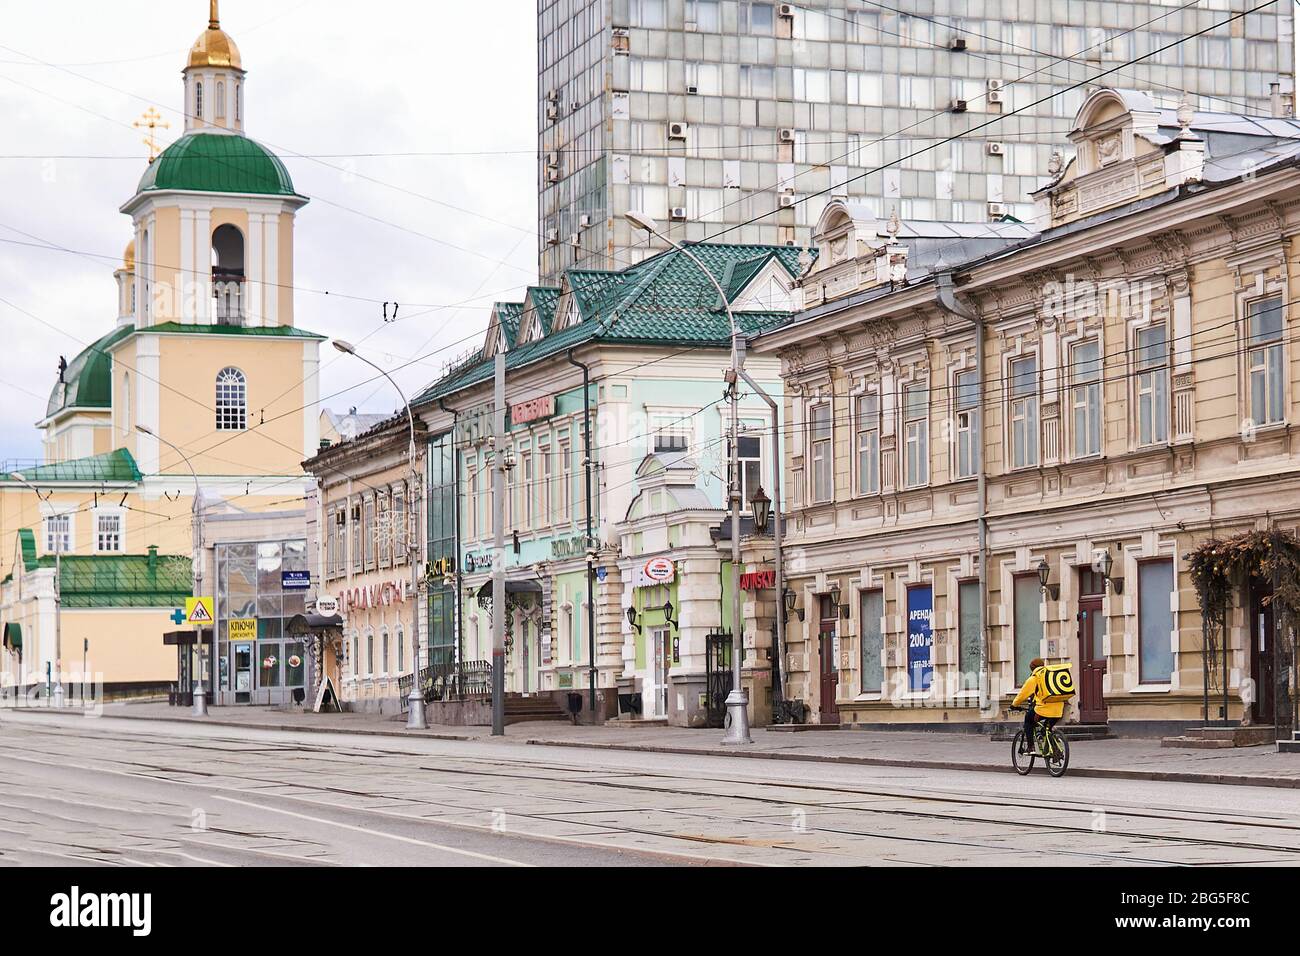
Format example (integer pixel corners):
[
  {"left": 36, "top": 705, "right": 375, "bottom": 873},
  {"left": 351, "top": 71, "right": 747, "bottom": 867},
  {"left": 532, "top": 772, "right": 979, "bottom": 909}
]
[{"left": 185, "top": 597, "right": 214, "bottom": 625}]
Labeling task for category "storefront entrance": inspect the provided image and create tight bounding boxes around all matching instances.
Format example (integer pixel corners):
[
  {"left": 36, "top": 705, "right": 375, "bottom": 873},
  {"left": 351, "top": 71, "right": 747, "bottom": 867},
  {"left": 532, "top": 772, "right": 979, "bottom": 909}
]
[
  {"left": 1078, "top": 569, "right": 1108, "bottom": 724},
  {"left": 647, "top": 627, "right": 670, "bottom": 718},
  {"left": 818, "top": 595, "right": 840, "bottom": 725},
  {"left": 1249, "top": 581, "right": 1275, "bottom": 725}
]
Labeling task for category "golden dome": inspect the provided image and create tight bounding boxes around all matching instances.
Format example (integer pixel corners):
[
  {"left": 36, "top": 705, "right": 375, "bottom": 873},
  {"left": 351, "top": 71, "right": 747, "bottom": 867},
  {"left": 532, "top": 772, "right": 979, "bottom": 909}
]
[
  {"left": 123, "top": 239, "right": 135, "bottom": 271},
  {"left": 187, "top": 1, "right": 242, "bottom": 71}
]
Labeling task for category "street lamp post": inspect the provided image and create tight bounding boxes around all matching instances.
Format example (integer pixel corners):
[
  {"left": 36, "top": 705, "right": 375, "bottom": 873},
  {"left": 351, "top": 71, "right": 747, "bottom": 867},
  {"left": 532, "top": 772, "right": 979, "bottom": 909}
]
[
  {"left": 332, "top": 340, "right": 428, "bottom": 730},
  {"left": 625, "top": 211, "right": 762, "bottom": 745},
  {"left": 9, "top": 471, "right": 65, "bottom": 708},
  {"left": 137, "top": 425, "right": 208, "bottom": 717}
]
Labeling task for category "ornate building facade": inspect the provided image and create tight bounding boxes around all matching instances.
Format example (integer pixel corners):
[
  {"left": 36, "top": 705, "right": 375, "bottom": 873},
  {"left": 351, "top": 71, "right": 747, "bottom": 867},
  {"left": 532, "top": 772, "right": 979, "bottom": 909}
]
[{"left": 755, "top": 88, "right": 1300, "bottom": 736}]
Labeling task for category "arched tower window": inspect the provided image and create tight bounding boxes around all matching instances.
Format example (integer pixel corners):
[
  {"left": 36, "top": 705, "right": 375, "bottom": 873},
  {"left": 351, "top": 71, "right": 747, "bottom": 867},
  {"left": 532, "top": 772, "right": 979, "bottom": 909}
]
[
  {"left": 215, "top": 81, "right": 225, "bottom": 119},
  {"left": 195, "top": 80, "right": 203, "bottom": 120},
  {"left": 121, "top": 372, "right": 132, "bottom": 438},
  {"left": 215, "top": 367, "right": 247, "bottom": 431},
  {"left": 212, "top": 224, "right": 245, "bottom": 325},
  {"left": 235, "top": 82, "right": 241, "bottom": 121}
]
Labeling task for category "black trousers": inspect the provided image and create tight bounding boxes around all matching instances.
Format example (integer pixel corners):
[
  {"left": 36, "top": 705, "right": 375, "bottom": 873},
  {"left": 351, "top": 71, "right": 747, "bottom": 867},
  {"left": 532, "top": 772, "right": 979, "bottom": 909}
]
[{"left": 1022, "top": 710, "right": 1056, "bottom": 751}]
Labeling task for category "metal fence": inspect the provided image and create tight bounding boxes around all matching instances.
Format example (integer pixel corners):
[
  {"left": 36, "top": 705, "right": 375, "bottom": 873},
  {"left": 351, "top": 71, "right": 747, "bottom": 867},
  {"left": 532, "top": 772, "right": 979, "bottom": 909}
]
[{"left": 397, "top": 659, "right": 492, "bottom": 709}]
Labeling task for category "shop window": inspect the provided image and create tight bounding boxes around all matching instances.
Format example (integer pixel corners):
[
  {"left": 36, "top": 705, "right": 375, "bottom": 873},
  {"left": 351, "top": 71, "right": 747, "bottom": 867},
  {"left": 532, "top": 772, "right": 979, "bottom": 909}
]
[
  {"left": 1013, "top": 573, "right": 1041, "bottom": 684},
  {"left": 1139, "top": 559, "right": 1174, "bottom": 683},
  {"left": 859, "top": 589, "right": 884, "bottom": 694},
  {"left": 958, "top": 580, "right": 981, "bottom": 691}
]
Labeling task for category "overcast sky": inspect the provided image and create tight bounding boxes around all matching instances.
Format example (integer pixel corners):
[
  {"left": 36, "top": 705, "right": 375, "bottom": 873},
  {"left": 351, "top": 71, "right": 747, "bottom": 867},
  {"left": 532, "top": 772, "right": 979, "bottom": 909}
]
[{"left": 0, "top": 0, "right": 537, "bottom": 461}]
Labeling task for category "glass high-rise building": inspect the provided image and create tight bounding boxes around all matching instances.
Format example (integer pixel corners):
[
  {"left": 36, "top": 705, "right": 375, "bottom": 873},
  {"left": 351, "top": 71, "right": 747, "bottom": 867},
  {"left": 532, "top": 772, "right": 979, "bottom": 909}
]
[{"left": 538, "top": 0, "right": 1295, "bottom": 282}]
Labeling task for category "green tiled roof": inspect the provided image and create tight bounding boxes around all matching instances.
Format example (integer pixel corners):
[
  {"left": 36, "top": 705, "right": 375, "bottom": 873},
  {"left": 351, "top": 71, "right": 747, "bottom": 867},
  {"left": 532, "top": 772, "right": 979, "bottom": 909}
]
[
  {"left": 495, "top": 302, "right": 525, "bottom": 348},
  {"left": 414, "top": 243, "right": 808, "bottom": 405},
  {"left": 59, "top": 553, "right": 192, "bottom": 609},
  {"left": 7, "top": 448, "right": 142, "bottom": 485},
  {"left": 137, "top": 132, "right": 298, "bottom": 197},
  {"left": 147, "top": 322, "right": 325, "bottom": 339},
  {"left": 526, "top": 286, "right": 560, "bottom": 334},
  {"left": 46, "top": 325, "right": 133, "bottom": 419}
]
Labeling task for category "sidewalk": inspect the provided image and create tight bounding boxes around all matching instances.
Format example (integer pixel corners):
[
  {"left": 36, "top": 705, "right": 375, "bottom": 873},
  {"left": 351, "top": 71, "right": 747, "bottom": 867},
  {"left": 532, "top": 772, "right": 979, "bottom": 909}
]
[{"left": 14, "top": 701, "right": 1300, "bottom": 789}]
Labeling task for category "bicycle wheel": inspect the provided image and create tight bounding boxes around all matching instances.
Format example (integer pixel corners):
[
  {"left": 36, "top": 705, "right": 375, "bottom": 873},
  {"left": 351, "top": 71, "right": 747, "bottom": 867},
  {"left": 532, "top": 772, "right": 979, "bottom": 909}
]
[
  {"left": 1045, "top": 730, "right": 1070, "bottom": 778},
  {"left": 1011, "top": 731, "right": 1035, "bottom": 775}
]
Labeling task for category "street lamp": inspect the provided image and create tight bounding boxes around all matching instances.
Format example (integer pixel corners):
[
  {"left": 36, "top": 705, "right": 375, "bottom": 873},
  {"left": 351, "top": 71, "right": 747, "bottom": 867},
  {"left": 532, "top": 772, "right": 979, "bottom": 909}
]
[
  {"left": 1099, "top": 548, "right": 1125, "bottom": 594},
  {"left": 1037, "top": 557, "right": 1060, "bottom": 601},
  {"left": 626, "top": 210, "right": 755, "bottom": 745},
  {"left": 749, "top": 486, "right": 771, "bottom": 534},
  {"left": 9, "top": 471, "right": 65, "bottom": 708},
  {"left": 137, "top": 424, "right": 207, "bottom": 717},
  {"left": 332, "top": 339, "right": 428, "bottom": 730},
  {"left": 625, "top": 607, "right": 640, "bottom": 633}
]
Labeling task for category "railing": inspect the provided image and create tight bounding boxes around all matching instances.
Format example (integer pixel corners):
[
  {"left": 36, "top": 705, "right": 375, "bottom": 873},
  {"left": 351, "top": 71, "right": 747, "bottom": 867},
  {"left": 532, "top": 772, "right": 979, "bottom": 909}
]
[
  {"left": 397, "top": 658, "right": 492, "bottom": 709},
  {"left": 213, "top": 275, "right": 244, "bottom": 325}
]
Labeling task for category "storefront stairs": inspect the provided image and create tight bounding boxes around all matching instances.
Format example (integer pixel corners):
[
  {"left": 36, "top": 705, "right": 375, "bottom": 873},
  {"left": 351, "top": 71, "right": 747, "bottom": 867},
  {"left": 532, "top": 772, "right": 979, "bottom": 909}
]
[
  {"left": 989, "top": 722, "right": 1114, "bottom": 742},
  {"left": 1161, "top": 725, "right": 1276, "bottom": 749},
  {"left": 503, "top": 693, "right": 570, "bottom": 725},
  {"left": 1277, "top": 731, "right": 1300, "bottom": 753}
]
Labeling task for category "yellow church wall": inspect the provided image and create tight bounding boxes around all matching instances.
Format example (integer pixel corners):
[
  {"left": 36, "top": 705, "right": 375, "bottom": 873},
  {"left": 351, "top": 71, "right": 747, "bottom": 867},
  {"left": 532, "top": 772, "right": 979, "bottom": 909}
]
[
  {"left": 155, "top": 333, "right": 311, "bottom": 476},
  {"left": 277, "top": 212, "right": 295, "bottom": 326},
  {"left": 64, "top": 608, "right": 177, "bottom": 684},
  {"left": 150, "top": 206, "right": 181, "bottom": 321}
]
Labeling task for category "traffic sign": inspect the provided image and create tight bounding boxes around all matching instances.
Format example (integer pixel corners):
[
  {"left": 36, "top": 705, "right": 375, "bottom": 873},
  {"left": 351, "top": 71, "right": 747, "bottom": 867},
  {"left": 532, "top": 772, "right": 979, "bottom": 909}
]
[{"left": 185, "top": 597, "right": 214, "bottom": 625}]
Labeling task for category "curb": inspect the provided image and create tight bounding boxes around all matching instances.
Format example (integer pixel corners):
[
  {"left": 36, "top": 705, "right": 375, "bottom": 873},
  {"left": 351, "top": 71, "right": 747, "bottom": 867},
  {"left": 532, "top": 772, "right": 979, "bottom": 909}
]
[{"left": 10, "top": 708, "right": 1299, "bottom": 790}]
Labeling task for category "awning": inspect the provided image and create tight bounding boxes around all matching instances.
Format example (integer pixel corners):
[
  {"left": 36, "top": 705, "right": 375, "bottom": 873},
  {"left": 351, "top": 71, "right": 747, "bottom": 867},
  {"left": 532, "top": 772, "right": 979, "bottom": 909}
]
[
  {"left": 2, "top": 622, "right": 20, "bottom": 651},
  {"left": 285, "top": 613, "right": 344, "bottom": 636},
  {"left": 163, "top": 627, "right": 213, "bottom": 646},
  {"left": 474, "top": 579, "right": 543, "bottom": 601}
]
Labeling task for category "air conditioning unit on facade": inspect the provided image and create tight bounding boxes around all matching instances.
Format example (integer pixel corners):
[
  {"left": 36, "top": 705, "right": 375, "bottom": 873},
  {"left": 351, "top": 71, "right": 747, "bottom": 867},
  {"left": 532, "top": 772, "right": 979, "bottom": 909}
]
[
  {"left": 778, "top": 127, "right": 795, "bottom": 143},
  {"left": 668, "top": 121, "right": 689, "bottom": 139},
  {"left": 987, "top": 201, "right": 1007, "bottom": 217},
  {"left": 950, "top": 37, "right": 967, "bottom": 51},
  {"left": 987, "top": 79, "right": 1004, "bottom": 91},
  {"left": 546, "top": 102, "right": 559, "bottom": 120},
  {"left": 546, "top": 228, "right": 559, "bottom": 245},
  {"left": 669, "top": 206, "right": 688, "bottom": 220},
  {"left": 986, "top": 141, "right": 1005, "bottom": 156},
  {"left": 778, "top": 3, "right": 795, "bottom": 17},
  {"left": 579, "top": 213, "right": 592, "bottom": 229},
  {"left": 546, "top": 89, "right": 559, "bottom": 103},
  {"left": 779, "top": 194, "right": 797, "bottom": 208},
  {"left": 569, "top": 233, "right": 582, "bottom": 246},
  {"left": 687, "top": 84, "right": 699, "bottom": 95},
  {"left": 951, "top": 98, "right": 968, "bottom": 113},
  {"left": 545, "top": 150, "right": 559, "bottom": 166},
  {"left": 988, "top": 90, "right": 1005, "bottom": 105},
  {"left": 546, "top": 165, "right": 560, "bottom": 182}
]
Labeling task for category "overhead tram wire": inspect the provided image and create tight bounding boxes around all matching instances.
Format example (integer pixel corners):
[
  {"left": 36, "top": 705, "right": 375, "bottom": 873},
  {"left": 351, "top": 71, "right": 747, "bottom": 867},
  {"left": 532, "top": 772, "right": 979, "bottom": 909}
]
[
  {"left": 671, "top": 0, "right": 1208, "bottom": 240},
  {"left": 691, "top": 0, "right": 1275, "bottom": 246}
]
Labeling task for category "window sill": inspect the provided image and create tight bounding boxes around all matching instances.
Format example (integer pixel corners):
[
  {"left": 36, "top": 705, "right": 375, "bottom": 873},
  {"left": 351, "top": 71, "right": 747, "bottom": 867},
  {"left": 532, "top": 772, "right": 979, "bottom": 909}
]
[{"left": 1131, "top": 683, "right": 1172, "bottom": 694}]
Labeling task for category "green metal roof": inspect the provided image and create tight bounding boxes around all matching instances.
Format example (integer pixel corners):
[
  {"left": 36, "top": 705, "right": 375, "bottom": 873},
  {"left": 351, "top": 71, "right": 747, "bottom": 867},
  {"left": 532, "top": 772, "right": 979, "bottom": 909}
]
[
  {"left": 136, "top": 132, "right": 298, "bottom": 197},
  {"left": 495, "top": 302, "right": 525, "bottom": 348},
  {"left": 414, "top": 243, "right": 808, "bottom": 406},
  {"left": 18, "top": 528, "right": 38, "bottom": 572},
  {"left": 7, "top": 448, "right": 142, "bottom": 485},
  {"left": 45, "top": 325, "right": 133, "bottom": 418},
  {"left": 526, "top": 286, "right": 560, "bottom": 334},
  {"left": 147, "top": 322, "right": 325, "bottom": 339},
  {"left": 3, "top": 623, "right": 21, "bottom": 650},
  {"left": 58, "top": 552, "right": 193, "bottom": 609}
]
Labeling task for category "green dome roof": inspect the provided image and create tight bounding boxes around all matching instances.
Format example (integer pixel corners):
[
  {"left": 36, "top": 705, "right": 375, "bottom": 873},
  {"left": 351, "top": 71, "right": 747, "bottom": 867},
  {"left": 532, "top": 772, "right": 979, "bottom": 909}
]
[
  {"left": 46, "top": 326, "right": 132, "bottom": 419},
  {"left": 136, "top": 132, "right": 297, "bottom": 197}
]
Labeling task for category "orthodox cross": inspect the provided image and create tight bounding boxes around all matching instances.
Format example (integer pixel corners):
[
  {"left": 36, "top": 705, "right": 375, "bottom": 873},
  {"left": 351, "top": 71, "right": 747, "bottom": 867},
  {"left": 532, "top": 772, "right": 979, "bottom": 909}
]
[{"left": 134, "top": 108, "right": 170, "bottom": 162}]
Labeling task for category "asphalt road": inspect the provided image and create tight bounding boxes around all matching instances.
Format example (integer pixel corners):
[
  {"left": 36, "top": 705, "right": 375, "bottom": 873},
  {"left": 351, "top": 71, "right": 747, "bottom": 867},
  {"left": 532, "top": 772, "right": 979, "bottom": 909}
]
[{"left": 1, "top": 711, "right": 1299, "bottom": 866}]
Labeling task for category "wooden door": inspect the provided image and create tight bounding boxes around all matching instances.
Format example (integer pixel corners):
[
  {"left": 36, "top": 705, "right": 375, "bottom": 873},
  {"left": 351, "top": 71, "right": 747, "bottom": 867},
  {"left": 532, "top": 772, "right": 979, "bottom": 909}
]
[
  {"left": 818, "top": 596, "right": 839, "bottom": 724},
  {"left": 1250, "top": 583, "right": 1275, "bottom": 725},
  {"left": 1078, "top": 596, "right": 1107, "bottom": 724}
]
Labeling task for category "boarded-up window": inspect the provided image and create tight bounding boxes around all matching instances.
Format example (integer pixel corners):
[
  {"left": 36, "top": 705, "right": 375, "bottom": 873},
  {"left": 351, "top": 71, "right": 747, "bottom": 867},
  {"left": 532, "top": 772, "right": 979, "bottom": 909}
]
[
  {"left": 859, "top": 590, "right": 884, "bottom": 694},
  {"left": 1139, "top": 559, "right": 1174, "bottom": 683}
]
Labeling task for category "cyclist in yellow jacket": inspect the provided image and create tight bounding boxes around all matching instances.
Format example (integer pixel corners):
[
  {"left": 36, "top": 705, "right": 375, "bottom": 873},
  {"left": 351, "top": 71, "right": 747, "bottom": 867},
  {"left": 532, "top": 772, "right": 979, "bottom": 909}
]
[{"left": 1012, "top": 658, "right": 1065, "bottom": 755}]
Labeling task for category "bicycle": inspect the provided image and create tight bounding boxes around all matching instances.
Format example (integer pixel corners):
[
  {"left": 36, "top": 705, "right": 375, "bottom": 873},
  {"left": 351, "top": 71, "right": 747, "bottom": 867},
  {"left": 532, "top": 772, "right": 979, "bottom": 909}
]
[{"left": 1009, "top": 704, "right": 1070, "bottom": 778}]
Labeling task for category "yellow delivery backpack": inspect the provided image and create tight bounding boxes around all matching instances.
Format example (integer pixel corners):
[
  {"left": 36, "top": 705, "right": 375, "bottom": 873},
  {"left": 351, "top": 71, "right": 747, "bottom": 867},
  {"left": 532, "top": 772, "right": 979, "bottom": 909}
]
[{"left": 1038, "top": 662, "right": 1076, "bottom": 703}]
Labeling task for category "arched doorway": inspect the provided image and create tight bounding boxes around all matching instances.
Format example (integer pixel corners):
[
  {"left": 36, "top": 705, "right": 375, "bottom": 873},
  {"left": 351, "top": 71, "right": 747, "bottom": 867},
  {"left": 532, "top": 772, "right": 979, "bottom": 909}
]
[{"left": 212, "top": 224, "right": 245, "bottom": 324}]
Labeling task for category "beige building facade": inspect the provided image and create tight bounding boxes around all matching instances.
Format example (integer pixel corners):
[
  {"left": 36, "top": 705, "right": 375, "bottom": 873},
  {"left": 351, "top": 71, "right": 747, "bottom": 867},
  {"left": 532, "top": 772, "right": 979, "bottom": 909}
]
[{"left": 755, "top": 88, "right": 1300, "bottom": 736}]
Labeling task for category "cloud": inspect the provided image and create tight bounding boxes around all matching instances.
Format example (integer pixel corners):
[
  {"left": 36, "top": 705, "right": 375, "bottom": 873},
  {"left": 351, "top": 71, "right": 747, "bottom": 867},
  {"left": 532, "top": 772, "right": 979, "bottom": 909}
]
[{"left": 0, "top": 0, "right": 538, "bottom": 459}]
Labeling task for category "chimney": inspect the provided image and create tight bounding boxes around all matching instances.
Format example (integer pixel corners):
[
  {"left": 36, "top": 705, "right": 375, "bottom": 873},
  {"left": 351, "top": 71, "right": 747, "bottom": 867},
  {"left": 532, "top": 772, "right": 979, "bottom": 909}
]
[{"left": 147, "top": 544, "right": 158, "bottom": 572}]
